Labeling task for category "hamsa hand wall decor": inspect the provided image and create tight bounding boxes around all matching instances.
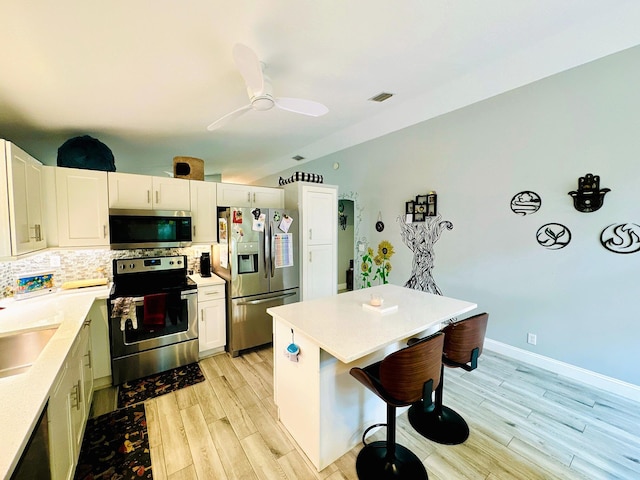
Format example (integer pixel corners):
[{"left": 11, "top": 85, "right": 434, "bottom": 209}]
[{"left": 568, "top": 173, "right": 610, "bottom": 213}]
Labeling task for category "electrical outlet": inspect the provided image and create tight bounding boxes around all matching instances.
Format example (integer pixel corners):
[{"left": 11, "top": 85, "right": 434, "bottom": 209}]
[{"left": 527, "top": 333, "right": 537, "bottom": 345}]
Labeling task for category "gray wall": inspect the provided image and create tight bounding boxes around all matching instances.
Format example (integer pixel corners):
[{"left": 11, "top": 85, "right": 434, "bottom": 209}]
[{"left": 260, "top": 45, "right": 640, "bottom": 386}]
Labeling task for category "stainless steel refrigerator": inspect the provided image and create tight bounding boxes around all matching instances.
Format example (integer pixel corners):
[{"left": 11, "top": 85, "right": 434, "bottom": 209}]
[{"left": 214, "top": 206, "right": 300, "bottom": 357}]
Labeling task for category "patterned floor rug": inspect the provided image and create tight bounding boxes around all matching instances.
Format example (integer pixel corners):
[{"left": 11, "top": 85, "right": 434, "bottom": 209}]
[
  {"left": 117, "top": 362, "right": 205, "bottom": 408},
  {"left": 74, "top": 403, "right": 151, "bottom": 480}
]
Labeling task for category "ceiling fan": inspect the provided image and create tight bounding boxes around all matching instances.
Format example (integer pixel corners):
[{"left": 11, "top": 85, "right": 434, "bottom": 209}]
[{"left": 207, "top": 43, "right": 329, "bottom": 131}]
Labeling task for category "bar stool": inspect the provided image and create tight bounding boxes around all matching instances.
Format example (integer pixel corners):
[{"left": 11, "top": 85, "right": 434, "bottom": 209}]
[
  {"left": 408, "top": 312, "right": 489, "bottom": 445},
  {"left": 350, "top": 332, "right": 444, "bottom": 479}
]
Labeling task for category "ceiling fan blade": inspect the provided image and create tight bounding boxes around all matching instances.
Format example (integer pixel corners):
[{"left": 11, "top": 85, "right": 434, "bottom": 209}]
[
  {"left": 232, "top": 43, "right": 264, "bottom": 95},
  {"left": 275, "top": 97, "right": 329, "bottom": 117},
  {"left": 206, "top": 104, "right": 252, "bottom": 131}
]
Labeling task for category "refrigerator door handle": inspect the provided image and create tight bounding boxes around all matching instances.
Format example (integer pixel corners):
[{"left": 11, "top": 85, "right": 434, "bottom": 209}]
[
  {"left": 262, "top": 219, "right": 268, "bottom": 278},
  {"left": 236, "top": 292, "right": 298, "bottom": 305},
  {"left": 270, "top": 221, "right": 275, "bottom": 278}
]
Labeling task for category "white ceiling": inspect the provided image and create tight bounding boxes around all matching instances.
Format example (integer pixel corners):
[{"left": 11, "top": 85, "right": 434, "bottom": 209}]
[{"left": 2, "top": 1, "right": 640, "bottom": 183}]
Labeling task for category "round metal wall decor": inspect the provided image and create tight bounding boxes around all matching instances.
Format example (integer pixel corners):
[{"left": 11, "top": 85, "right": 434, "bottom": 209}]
[
  {"left": 510, "top": 191, "right": 541, "bottom": 216},
  {"left": 600, "top": 223, "right": 640, "bottom": 254},
  {"left": 536, "top": 223, "right": 571, "bottom": 250}
]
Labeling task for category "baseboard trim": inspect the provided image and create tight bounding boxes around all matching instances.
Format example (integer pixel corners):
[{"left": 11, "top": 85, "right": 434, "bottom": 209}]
[{"left": 485, "top": 338, "right": 640, "bottom": 403}]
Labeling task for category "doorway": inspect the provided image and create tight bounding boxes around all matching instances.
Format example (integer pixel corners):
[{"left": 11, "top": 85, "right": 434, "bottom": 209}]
[{"left": 337, "top": 199, "right": 355, "bottom": 293}]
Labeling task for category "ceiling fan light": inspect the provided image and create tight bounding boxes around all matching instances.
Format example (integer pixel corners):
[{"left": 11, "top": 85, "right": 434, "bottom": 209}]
[{"left": 251, "top": 96, "right": 275, "bottom": 111}]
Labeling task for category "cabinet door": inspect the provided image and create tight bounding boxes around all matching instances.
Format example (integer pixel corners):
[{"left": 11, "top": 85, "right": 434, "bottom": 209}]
[
  {"left": 88, "top": 300, "right": 111, "bottom": 385},
  {"left": 199, "top": 299, "right": 226, "bottom": 352},
  {"left": 80, "top": 324, "right": 94, "bottom": 416},
  {"left": 56, "top": 167, "right": 109, "bottom": 246},
  {"left": 252, "top": 186, "right": 284, "bottom": 208},
  {"left": 108, "top": 172, "right": 153, "bottom": 209},
  {"left": 190, "top": 181, "right": 217, "bottom": 243},
  {"left": 153, "top": 177, "right": 191, "bottom": 210},
  {"left": 7, "top": 144, "right": 46, "bottom": 255},
  {"left": 304, "top": 244, "right": 336, "bottom": 300},
  {"left": 216, "top": 183, "right": 252, "bottom": 207},
  {"left": 304, "top": 187, "right": 336, "bottom": 245},
  {"left": 48, "top": 363, "right": 75, "bottom": 480}
]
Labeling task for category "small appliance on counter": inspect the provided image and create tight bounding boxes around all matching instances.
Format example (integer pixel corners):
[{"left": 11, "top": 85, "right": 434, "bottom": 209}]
[
  {"left": 15, "top": 271, "right": 56, "bottom": 300},
  {"left": 199, "top": 252, "right": 212, "bottom": 277}
]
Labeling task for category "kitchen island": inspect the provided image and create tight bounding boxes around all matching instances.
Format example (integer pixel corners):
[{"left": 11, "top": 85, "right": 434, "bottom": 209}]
[
  {"left": 0, "top": 285, "right": 110, "bottom": 480},
  {"left": 267, "top": 283, "right": 477, "bottom": 471}
]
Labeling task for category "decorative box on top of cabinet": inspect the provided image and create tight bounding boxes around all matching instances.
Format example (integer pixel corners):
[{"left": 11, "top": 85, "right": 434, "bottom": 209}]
[
  {"left": 0, "top": 139, "right": 46, "bottom": 257},
  {"left": 108, "top": 171, "right": 191, "bottom": 210},
  {"left": 216, "top": 182, "right": 283, "bottom": 208}
]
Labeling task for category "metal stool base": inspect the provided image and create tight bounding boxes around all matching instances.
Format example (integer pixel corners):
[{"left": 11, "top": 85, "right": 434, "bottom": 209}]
[
  {"left": 408, "top": 403, "right": 470, "bottom": 445},
  {"left": 355, "top": 440, "right": 428, "bottom": 479}
]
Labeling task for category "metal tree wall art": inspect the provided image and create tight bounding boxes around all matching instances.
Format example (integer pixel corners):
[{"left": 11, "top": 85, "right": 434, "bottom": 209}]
[
  {"left": 568, "top": 173, "right": 610, "bottom": 213},
  {"left": 397, "top": 213, "right": 453, "bottom": 294}
]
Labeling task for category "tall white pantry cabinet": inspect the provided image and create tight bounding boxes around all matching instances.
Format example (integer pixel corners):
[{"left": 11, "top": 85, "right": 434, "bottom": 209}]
[{"left": 284, "top": 182, "right": 338, "bottom": 301}]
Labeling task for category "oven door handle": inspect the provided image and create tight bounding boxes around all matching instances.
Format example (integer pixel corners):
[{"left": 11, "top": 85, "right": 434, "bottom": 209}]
[
  {"left": 236, "top": 292, "right": 297, "bottom": 306},
  {"left": 110, "top": 291, "right": 197, "bottom": 305}
]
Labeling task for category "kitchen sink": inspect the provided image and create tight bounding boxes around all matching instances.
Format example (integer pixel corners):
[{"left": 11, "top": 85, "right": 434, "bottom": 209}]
[{"left": 0, "top": 327, "right": 58, "bottom": 379}]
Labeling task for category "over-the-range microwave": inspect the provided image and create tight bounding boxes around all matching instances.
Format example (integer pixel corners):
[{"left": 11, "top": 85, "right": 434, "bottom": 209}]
[{"left": 109, "top": 209, "right": 192, "bottom": 249}]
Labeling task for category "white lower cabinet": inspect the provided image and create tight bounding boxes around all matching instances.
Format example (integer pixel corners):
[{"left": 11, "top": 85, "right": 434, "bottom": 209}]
[
  {"left": 88, "top": 299, "right": 111, "bottom": 388},
  {"left": 197, "top": 284, "right": 226, "bottom": 355},
  {"left": 48, "top": 322, "right": 92, "bottom": 480}
]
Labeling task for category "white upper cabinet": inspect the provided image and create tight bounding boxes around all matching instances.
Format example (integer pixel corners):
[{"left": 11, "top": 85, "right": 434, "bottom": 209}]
[
  {"left": 1, "top": 140, "right": 46, "bottom": 257},
  {"left": 217, "top": 183, "right": 283, "bottom": 208},
  {"left": 108, "top": 172, "right": 190, "bottom": 210},
  {"left": 190, "top": 180, "right": 217, "bottom": 243},
  {"left": 55, "top": 167, "right": 109, "bottom": 247}
]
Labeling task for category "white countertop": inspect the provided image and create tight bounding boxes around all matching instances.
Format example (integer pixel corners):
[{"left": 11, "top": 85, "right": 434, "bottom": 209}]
[
  {"left": 267, "top": 284, "right": 477, "bottom": 363},
  {"left": 188, "top": 272, "right": 226, "bottom": 287},
  {"left": 0, "top": 285, "right": 110, "bottom": 480}
]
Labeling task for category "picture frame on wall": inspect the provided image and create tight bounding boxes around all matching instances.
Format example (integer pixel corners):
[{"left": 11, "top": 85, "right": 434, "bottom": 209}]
[
  {"left": 415, "top": 195, "right": 428, "bottom": 205},
  {"left": 405, "top": 201, "right": 414, "bottom": 214},
  {"left": 413, "top": 212, "right": 425, "bottom": 222}
]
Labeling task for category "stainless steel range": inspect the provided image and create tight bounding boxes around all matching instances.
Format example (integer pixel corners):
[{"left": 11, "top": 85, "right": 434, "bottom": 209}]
[{"left": 108, "top": 255, "right": 198, "bottom": 385}]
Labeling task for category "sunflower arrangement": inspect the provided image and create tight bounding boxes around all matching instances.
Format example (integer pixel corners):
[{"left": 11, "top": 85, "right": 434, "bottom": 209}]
[{"left": 360, "top": 241, "right": 395, "bottom": 287}]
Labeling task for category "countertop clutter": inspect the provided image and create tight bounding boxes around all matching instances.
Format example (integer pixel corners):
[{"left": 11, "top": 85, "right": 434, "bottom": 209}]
[{"left": 0, "top": 285, "right": 110, "bottom": 480}]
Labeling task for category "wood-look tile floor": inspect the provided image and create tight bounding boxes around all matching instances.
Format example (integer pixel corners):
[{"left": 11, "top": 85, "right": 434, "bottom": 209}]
[{"left": 91, "top": 348, "right": 640, "bottom": 479}]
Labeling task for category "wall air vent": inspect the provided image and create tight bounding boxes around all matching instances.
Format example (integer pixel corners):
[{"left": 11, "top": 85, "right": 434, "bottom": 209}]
[
  {"left": 369, "top": 92, "right": 394, "bottom": 102},
  {"left": 292, "top": 155, "right": 305, "bottom": 161}
]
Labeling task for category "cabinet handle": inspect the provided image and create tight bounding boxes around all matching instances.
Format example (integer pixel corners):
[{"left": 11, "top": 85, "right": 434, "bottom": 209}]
[
  {"left": 77, "top": 380, "right": 82, "bottom": 410},
  {"left": 156, "top": 191, "right": 160, "bottom": 204},
  {"left": 85, "top": 350, "right": 92, "bottom": 369},
  {"left": 30, "top": 224, "right": 42, "bottom": 241},
  {"left": 103, "top": 225, "right": 107, "bottom": 238},
  {"left": 193, "top": 225, "right": 196, "bottom": 237},
  {"left": 247, "top": 192, "right": 251, "bottom": 203},
  {"left": 253, "top": 192, "right": 256, "bottom": 203},
  {"left": 309, "top": 229, "right": 312, "bottom": 240},
  {"left": 201, "top": 309, "right": 204, "bottom": 320},
  {"left": 147, "top": 190, "right": 151, "bottom": 203},
  {"left": 309, "top": 251, "right": 312, "bottom": 262},
  {"left": 71, "top": 382, "right": 80, "bottom": 410}
]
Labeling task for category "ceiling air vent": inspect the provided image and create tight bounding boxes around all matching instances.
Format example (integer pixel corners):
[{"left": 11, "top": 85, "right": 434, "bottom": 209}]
[
  {"left": 369, "top": 92, "right": 394, "bottom": 102},
  {"left": 292, "top": 155, "right": 305, "bottom": 161}
]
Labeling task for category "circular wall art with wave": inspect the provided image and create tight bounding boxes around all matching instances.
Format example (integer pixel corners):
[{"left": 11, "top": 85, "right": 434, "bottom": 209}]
[
  {"left": 600, "top": 223, "right": 640, "bottom": 254},
  {"left": 536, "top": 223, "right": 571, "bottom": 250},
  {"left": 511, "top": 191, "right": 541, "bottom": 216}
]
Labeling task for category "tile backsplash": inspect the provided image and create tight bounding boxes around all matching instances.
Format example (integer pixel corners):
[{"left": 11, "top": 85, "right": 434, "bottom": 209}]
[{"left": 0, "top": 245, "right": 212, "bottom": 298}]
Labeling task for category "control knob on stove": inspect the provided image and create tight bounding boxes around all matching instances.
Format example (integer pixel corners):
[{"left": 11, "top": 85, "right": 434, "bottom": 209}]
[{"left": 129, "top": 263, "right": 135, "bottom": 269}]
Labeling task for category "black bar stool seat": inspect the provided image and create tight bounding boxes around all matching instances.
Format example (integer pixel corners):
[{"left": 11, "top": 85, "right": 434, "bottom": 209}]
[{"left": 350, "top": 332, "right": 445, "bottom": 479}]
